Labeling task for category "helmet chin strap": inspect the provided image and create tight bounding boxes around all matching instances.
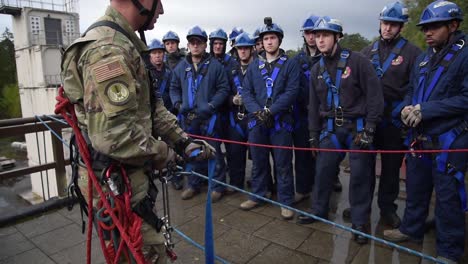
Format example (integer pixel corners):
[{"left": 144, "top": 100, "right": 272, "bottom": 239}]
[{"left": 131, "top": 0, "right": 158, "bottom": 45}]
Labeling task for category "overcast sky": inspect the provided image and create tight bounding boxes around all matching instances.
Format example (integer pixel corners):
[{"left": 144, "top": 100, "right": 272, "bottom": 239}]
[{"left": 0, "top": 0, "right": 393, "bottom": 50}]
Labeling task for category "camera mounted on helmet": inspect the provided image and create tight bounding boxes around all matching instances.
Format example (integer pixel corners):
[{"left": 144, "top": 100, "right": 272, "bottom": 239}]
[{"left": 259, "top": 17, "right": 284, "bottom": 40}]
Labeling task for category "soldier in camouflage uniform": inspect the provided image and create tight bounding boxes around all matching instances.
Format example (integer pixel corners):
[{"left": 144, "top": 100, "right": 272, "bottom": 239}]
[{"left": 61, "top": 0, "right": 214, "bottom": 263}]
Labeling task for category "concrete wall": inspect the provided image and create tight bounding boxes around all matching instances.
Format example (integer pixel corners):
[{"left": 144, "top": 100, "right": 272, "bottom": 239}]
[
  {"left": 12, "top": 6, "right": 80, "bottom": 201},
  {"left": 12, "top": 7, "right": 79, "bottom": 49}
]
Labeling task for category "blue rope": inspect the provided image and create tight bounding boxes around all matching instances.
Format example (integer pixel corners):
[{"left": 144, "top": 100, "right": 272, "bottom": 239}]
[
  {"left": 35, "top": 115, "right": 70, "bottom": 148},
  {"left": 183, "top": 168, "right": 445, "bottom": 264},
  {"left": 45, "top": 114, "right": 68, "bottom": 125},
  {"left": 173, "top": 228, "right": 230, "bottom": 264},
  {"left": 205, "top": 159, "right": 216, "bottom": 264},
  {"left": 33, "top": 119, "right": 445, "bottom": 264}
]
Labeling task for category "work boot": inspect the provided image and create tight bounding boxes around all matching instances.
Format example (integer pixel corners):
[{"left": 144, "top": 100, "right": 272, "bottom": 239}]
[
  {"left": 380, "top": 212, "right": 401, "bottom": 228},
  {"left": 294, "top": 192, "right": 310, "bottom": 203},
  {"left": 211, "top": 191, "right": 223, "bottom": 203},
  {"left": 383, "top": 229, "right": 410, "bottom": 242},
  {"left": 281, "top": 208, "right": 294, "bottom": 220},
  {"left": 225, "top": 187, "right": 237, "bottom": 195},
  {"left": 171, "top": 180, "right": 183, "bottom": 191},
  {"left": 297, "top": 213, "right": 320, "bottom": 225},
  {"left": 240, "top": 200, "right": 260, "bottom": 211},
  {"left": 353, "top": 224, "right": 369, "bottom": 245},
  {"left": 333, "top": 177, "right": 342, "bottom": 192},
  {"left": 436, "top": 256, "right": 457, "bottom": 264},
  {"left": 342, "top": 207, "right": 351, "bottom": 222},
  {"left": 181, "top": 188, "right": 199, "bottom": 200}
]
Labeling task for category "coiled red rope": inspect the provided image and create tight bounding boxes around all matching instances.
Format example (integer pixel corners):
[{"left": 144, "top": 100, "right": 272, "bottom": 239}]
[{"left": 55, "top": 87, "right": 146, "bottom": 264}]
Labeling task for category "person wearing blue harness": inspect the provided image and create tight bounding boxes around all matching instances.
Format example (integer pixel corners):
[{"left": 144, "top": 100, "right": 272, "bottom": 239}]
[
  {"left": 253, "top": 27, "right": 264, "bottom": 54},
  {"left": 383, "top": 2, "right": 467, "bottom": 263},
  {"left": 220, "top": 32, "right": 255, "bottom": 192},
  {"left": 357, "top": 1, "right": 422, "bottom": 228},
  {"left": 297, "top": 16, "right": 384, "bottom": 245},
  {"left": 169, "top": 26, "right": 230, "bottom": 201},
  {"left": 240, "top": 19, "right": 300, "bottom": 220},
  {"left": 146, "top": 38, "right": 175, "bottom": 114},
  {"left": 162, "top": 30, "right": 185, "bottom": 70},
  {"left": 228, "top": 27, "right": 244, "bottom": 61},
  {"left": 146, "top": 38, "right": 184, "bottom": 192},
  {"left": 208, "top": 28, "right": 242, "bottom": 201},
  {"left": 291, "top": 15, "right": 322, "bottom": 204}
]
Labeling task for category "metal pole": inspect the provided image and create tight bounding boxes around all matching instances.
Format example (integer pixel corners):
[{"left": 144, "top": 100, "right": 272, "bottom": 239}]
[{"left": 51, "top": 125, "right": 67, "bottom": 197}]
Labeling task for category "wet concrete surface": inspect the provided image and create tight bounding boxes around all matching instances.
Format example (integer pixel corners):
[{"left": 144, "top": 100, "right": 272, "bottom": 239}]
[{"left": 1, "top": 167, "right": 467, "bottom": 264}]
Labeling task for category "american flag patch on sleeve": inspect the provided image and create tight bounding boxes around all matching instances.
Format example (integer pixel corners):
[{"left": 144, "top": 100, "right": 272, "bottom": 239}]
[{"left": 93, "top": 60, "right": 125, "bottom": 83}]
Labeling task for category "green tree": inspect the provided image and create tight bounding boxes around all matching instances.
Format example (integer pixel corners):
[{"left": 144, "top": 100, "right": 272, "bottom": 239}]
[
  {"left": 339, "top": 33, "right": 371, "bottom": 51},
  {"left": 0, "top": 28, "right": 20, "bottom": 119},
  {"left": 0, "top": 83, "right": 21, "bottom": 119},
  {"left": 286, "top": 48, "right": 301, "bottom": 58},
  {"left": 0, "top": 28, "right": 17, "bottom": 89},
  {"left": 402, "top": 0, "right": 468, "bottom": 49}
]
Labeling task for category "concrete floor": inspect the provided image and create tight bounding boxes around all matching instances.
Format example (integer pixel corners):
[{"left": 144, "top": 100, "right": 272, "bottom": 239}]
[{"left": 1, "top": 169, "right": 467, "bottom": 264}]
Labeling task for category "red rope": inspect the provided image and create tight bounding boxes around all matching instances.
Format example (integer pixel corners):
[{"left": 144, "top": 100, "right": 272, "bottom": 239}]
[
  {"left": 189, "top": 134, "right": 468, "bottom": 154},
  {"left": 55, "top": 87, "right": 146, "bottom": 264}
]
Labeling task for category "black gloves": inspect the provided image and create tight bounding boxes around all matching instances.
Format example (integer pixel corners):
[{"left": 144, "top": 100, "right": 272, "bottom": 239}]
[
  {"left": 354, "top": 128, "right": 375, "bottom": 149},
  {"left": 253, "top": 108, "right": 274, "bottom": 128},
  {"left": 308, "top": 133, "right": 319, "bottom": 157}
]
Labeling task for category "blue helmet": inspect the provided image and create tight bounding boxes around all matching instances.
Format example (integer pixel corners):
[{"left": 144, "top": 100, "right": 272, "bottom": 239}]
[
  {"left": 209, "top": 28, "right": 228, "bottom": 41},
  {"left": 148, "top": 39, "right": 165, "bottom": 51},
  {"left": 417, "top": 1, "right": 463, "bottom": 26},
  {"left": 312, "top": 16, "right": 343, "bottom": 36},
  {"left": 234, "top": 32, "right": 255, "bottom": 47},
  {"left": 253, "top": 27, "right": 262, "bottom": 41},
  {"left": 229, "top": 27, "right": 244, "bottom": 41},
  {"left": 162, "top": 31, "right": 180, "bottom": 43},
  {"left": 260, "top": 17, "right": 284, "bottom": 39},
  {"left": 187, "top": 26, "right": 208, "bottom": 42},
  {"left": 379, "top": 2, "right": 408, "bottom": 23},
  {"left": 302, "top": 15, "right": 320, "bottom": 31}
]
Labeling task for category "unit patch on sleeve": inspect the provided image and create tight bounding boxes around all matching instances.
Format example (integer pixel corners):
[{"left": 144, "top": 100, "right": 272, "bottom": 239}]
[
  {"left": 105, "top": 80, "right": 131, "bottom": 105},
  {"left": 93, "top": 60, "right": 125, "bottom": 83}
]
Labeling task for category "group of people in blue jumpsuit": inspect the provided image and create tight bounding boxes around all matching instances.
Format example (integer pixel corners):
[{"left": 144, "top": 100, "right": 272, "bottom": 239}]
[{"left": 144, "top": 1, "right": 467, "bottom": 262}]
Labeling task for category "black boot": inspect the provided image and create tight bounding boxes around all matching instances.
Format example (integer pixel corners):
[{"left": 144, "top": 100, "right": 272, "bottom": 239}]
[
  {"left": 380, "top": 212, "right": 401, "bottom": 229},
  {"left": 353, "top": 224, "right": 369, "bottom": 245}
]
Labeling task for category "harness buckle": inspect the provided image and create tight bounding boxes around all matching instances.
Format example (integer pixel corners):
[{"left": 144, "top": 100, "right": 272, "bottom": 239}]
[
  {"left": 341, "top": 52, "right": 350, "bottom": 59},
  {"left": 455, "top": 39, "right": 465, "bottom": 50},
  {"left": 376, "top": 67, "right": 384, "bottom": 78},
  {"left": 186, "top": 112, "right": 196, "bottom": 121},
  {"left": 330, "top": 84, "right": 338, "bottom": 94},
  {"left": 264, "top": 97, "right": 272, "bottom": 109},
  {"left": 334, "top": 107, "right": 344, "bottom": 127},
  {"left": 237, "top": 112, "right": 245, "bottom": 121},
  {"left": 265, "top": 77, "right": 274, "bottom": 89},
  {"left": 409, "top": 137, "right": 424, "bottom": 158}
]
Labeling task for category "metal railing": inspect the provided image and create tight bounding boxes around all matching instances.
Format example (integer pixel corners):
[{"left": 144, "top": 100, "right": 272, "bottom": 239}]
[
  {"left": 0, "top": 0, "right": 77, "bottom": 13},
  {"left": 30, "top": 29, "right": 80, "bottom": 47},
  {"left": 44, "top": 74, "right": 61, "bottom": 86},
  {"left": 0, "top": 115, "right": 72, "bottom": 226}
]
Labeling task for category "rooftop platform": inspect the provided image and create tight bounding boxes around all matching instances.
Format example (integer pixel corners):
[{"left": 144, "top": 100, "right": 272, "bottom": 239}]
[{"left": 1, "top": 169, "right": 468, "bottom": 264}]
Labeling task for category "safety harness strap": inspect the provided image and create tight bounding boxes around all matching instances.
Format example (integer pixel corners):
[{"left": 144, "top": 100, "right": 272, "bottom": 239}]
[
  {"left": 413, "top": 39, "right": 465, "bottom": 105},
  {"left": 229, "top": 112, "right": 246, "bottom": 139},
  {"left": 187, "top": 60, "right": 210, "bottom": 109},
  {"left": 370, "top": 38, "right": 407, "bottom": 78},
  {"left": 299, "top": 53, "right": 311, "bottom": 81},
  {"left": 159, "top": 68, "right": 171, "bottom": 95},
  {"left": 258, "top": 55, "right": 288, "bottom": 107}
]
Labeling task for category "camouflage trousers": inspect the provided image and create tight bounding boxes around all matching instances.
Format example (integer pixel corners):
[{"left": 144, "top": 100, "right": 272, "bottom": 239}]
[{"left": 78, "top": 165, "right": 167, "bottom": 264}]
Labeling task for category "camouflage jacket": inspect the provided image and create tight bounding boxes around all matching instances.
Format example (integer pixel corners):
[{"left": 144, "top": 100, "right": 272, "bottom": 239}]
[{"left": 61, "top": 6, "right": 186, "bottom": 166}]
